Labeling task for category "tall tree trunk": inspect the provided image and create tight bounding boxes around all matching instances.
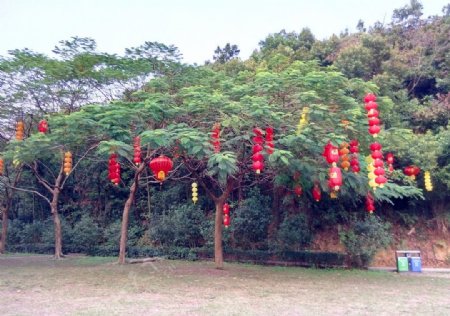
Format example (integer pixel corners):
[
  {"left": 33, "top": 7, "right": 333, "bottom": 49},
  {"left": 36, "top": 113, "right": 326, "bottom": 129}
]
[
  {"left": 0, "top": 204, "right": 9, "bottom": 253},
  {"left": 51, "top": 188, "right": 63, "bottom": 259},
  {"left": 214, "top": 199, "right": 224, "bottom": 269},
  {"left": 118, "top": 165, "right": 143, "bottom": 264}
]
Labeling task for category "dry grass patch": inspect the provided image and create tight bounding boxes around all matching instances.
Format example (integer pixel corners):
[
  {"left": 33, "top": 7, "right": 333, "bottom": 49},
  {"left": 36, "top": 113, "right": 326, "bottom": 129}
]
[{"left": 1, "top": 254, "right": 449, "bottom": 315}]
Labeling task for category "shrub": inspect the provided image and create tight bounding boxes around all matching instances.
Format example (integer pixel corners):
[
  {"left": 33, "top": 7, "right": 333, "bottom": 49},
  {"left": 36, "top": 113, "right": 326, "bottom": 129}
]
[
  {"left": 339, "top": 215, "right": 392, "bottom": 268},
  {"left": 149, "top": 204, "right": 204, "bottom": 247},
  {"left": 67, "top": 214, "right": 101, "bottom": 253},
  {"left": 274, "top": 213, "right": 312, "bottom": 251},
  {"left": 232, "top": 188, "right": 271, "bottom": 249}
]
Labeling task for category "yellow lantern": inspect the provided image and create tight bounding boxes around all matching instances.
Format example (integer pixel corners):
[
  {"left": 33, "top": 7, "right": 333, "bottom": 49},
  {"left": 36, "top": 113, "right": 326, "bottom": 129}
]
[
  {"left": 424, "top": 171, "right": 433, "bottom": 191},
  {"left": 192, "top": 182, "right": 198, "bottom": 203},
  {"left": 296, "top": 107, "right": 309, "bottom": 134},
  {"left": 63, "top": 151, "right": 72, "bottom": 175},
  {"left": 16, "top": 121, "right": 24, "bottom": 141}
]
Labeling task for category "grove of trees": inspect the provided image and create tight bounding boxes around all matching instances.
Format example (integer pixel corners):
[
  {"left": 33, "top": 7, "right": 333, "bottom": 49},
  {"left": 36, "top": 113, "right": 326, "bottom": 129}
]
[{"left": 1, "top": 1, "right": 449, "bottom": 268}]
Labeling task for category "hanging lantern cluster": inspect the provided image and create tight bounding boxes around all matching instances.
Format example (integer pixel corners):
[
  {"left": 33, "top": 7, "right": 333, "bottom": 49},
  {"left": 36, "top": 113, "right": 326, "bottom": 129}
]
[
  {"left": 349, "top": 139, "right": 360, "bottom": 173},
  {"left": 265, "top": 127, "right": 274, "bottom": 155},
  {"left": 252, "top": 128, "right": 264, "bottom": 174},
  {"left": 403, "top": 165, "right": 420, "bottom": 180},
  {"left": 192, "top": 182, "right": 198, "bottom": 203},
  {"left": 370, "top": 142, "right": 387, "bottom": 188},
  {"left": 223, "top": 203, "right": 230, "bottom": 228},
  {"left": 312, "top": 183, "right": 321, "bottom": 202},
  {"left": 366, "top": 192, "right": 375, "bottom": 213},
  {"left": 323, "top": 141, "right": 342, "bottom": 196},
  {"left": 38, "top": 120, "right": 48, "bottom": 133},
  {"left": 149, "top": 155, "right": 173, "bottom": 182},
  {"left": 386, "top": 153, "right": 394, "bottom": 173},
  {"left": 133, "top": 136, "right": 141, "bottom": 166},
  {"left": 339, "top": 142, "right": 350, "bottom": 171},
  {"left": 364, "top": 93, "right": 381, "bottom": 138},
  {"left": 16, "top": 121, "right": 24, "bottom": 141},
  {"left": 0, "top": 157, "right": 4, "bottom": 175},
  {"left": 108, "top": 153, "right": 120, "bottom": 185},
  {"left": 296, "top": 107, "right": 309, "bottom": 134},
  {"left": 424, "top": 171, "right": 433, "bottom": 191},
  {"left": 211, "top": 123, "right": 221, "bottom": 153},
  {"left": 63, "top": 151, "right": 72, "bottom": 175}
]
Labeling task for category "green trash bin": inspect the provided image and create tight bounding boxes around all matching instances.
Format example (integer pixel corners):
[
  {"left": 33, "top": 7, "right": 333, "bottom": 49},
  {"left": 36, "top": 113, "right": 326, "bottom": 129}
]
[{"left": 397, "top": 256, "right": 409, "bottom": 272}]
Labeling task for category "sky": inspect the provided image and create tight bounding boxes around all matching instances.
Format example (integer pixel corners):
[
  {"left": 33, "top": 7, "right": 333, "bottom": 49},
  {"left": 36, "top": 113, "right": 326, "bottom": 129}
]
[{"left": 0, "top": 0, "right": 448, "bottom": 64}]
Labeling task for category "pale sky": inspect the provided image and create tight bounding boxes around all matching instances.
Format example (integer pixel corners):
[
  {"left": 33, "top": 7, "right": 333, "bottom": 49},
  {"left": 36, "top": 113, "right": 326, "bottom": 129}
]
[{"left": 0, "top": 0, "right": 448, "bottom": 64}]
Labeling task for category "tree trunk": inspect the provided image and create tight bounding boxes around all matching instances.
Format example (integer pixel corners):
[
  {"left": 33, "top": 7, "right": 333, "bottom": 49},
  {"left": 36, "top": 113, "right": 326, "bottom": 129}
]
[
  {"left": 51, "top": 189, "right": 63, "bottom": 259},
  {"left": 214, "top": 199, "right": 224, "bottom": 269},
  {"left": 0, "top": 205, "right": 9, "bottom": 253},
  {"left": 118, "top": 166, "right": 143, "bottom": 264}
]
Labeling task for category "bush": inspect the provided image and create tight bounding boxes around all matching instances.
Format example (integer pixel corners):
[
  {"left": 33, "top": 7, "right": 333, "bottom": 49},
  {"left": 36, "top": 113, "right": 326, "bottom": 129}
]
[
  {"left": 232, "top": 188, "right": 271, "bottom": 249},
  {"left": 149, "top": 204, "right": 204, "bottom": 247},
  {"left": 339, "top": 215, "right": 392, "bottom": 268},
  {"left": 273, "top": 214, "right": 312, "bottom": 251},
  {"left": 67, "top": 214, "right": 101, "bottom": 253},
  {"left": 102, "top": 220, "right": 143, "bottom": 248}
]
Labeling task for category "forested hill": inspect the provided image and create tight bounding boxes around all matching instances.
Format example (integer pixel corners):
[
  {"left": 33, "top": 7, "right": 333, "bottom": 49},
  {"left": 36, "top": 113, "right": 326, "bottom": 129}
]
[{"left": 0, "top": 1, "right": 449, "bottom": 268}]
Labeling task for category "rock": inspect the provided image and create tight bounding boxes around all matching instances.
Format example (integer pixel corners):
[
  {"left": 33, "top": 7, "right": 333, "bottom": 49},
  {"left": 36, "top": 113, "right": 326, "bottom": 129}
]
[{"left": 432, "top": 240, "right": 448, "bottom": 261}]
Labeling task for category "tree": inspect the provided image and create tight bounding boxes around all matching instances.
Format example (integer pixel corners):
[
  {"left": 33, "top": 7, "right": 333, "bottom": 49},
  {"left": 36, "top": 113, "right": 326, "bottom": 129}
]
[
  {"left": 3, "top": 111, "right": 99, "bottom": 258},
  {"left": 213, "top": 43, "right": 240, "bottom": 63},
  {"left": 92, "top": 59, "right": 416, "bottom": 268}
]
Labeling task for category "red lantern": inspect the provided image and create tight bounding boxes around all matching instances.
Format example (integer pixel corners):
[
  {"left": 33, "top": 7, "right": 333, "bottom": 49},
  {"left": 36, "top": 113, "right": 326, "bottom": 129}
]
[
  {"left": 294, "top": 184, "right": 303, "bottom": 197},
  {"left": 373, "top": 159, "right": 384, "bottom": 168},
  {"left": 385, "top": 153, "right": 394, "bottom": 169},
  {"left": 371, "top": 150, "right": 383, "bottom": 160},
  {"left": 265, "top": 127, "right": 274, "bottom": 154},
  {"left": 374, "top": 168, "right": 385, "bottom": 176},
  {"left": 312, "top": 184, "right": 321, "bottom": 202},
  {"left": 252, "top": 160, "right": 264, "bottom": 174},
  {"left": 149, "top": 155, "right": 173, "bottom": 181},
  {"left": 375, "top": 175, "right": 387, "bottom": 187},
  {"left": 349, "top": 139, "right": 359, "bottom": 152},
  {"left": 404, "top": 165, "right": 420, "bottom": 179},
  {"left": 223, "top": 203, "right": 230, "bottom": 215},
  {"left": 369, "top": 125, "right": 381, "bottom": 137},
  {"left": 223, "top": 214, "right": 230, "bottom": 228},
  {"left": 367, "top": 109, "right": 379, "bottom": 118},
  {"left": 365, "top": 101, "right": 378, "bottom": 111},
  {"left": 366, "top": 192, "right": 375, "bottom": 213},
  {"left": 364, "top": 93, "right": 377, "bottom": 103},
  {"left": 133, "top": 136, "right": 141, "bottom": 166},
  {"left": 368, "top": 117, "right": 381, "bottom": 126},
  {"left": 369, "top": 142, "right": 382, "bottom": 151},
  {"left": 38, "top": 120, "right": 48, "bottom": 133},
  {"left": 323, "top": 141, "right": 339, "bottom": 165},
  {"left": 108, "top": 153, "right": 120, "bottom": 185},
  {"left": 211, "top": 123, "right": 221, "bottom": 153},
  {"left": 329, "top": 166, "right": 343, "bottom": 191}
]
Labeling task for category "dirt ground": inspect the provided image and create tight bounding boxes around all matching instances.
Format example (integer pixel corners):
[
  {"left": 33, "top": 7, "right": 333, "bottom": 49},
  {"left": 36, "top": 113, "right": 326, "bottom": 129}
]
[{"left": 1, "top": 254, "right": 450, "bottom": 316}]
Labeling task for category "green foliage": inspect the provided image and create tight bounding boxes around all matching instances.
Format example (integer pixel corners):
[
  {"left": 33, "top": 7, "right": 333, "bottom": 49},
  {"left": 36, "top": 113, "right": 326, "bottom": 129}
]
[
  {"left": 69, "top": 215, "right": 101, "bottom": 253},
  {"left": 273, "top": 214, "right": 312, "bottom": 251},
  {"left": 149, "top": 204, "right": 204, "bottom": 248},
  {"left": 232, "top": 189, "right": 272, "bottom": 249},
  {"left": 339, "top": 215, "right": 392, "bottom": 268}
]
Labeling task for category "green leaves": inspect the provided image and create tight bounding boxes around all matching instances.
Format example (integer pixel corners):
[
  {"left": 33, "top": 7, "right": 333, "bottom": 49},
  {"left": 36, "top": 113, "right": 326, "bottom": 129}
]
[{"left": 207, "top": 152, "right": 238, "bottom": 185}]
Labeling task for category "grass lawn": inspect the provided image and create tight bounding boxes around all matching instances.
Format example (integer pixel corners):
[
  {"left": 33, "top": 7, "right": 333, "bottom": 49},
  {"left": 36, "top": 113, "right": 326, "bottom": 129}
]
[{"left": 1, "top": 254, "right": 449, "bottom": 315}]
